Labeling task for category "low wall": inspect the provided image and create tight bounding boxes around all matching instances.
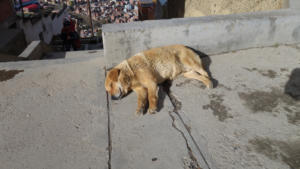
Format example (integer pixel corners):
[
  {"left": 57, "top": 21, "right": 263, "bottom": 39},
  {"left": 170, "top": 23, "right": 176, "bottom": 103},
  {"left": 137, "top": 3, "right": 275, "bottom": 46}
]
[
  {"left": 103, "top": 9, "right": 300, "bottom": 68},
  {"left": 18, "top": 8, "right": 68, "bottom": 44}
]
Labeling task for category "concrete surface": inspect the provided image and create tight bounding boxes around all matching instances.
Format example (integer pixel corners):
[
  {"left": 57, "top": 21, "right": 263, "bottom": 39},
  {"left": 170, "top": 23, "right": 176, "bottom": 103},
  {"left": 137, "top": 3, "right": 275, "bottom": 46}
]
[
  {"left": 109, "top": 89, "right": 205, "bottom": 169},
  {"left": 168, "top": 44, "right": 300, "bottom": 169},
  {"left": 0, "top": 51, "right": 108, "bottom": 169},
  {"left": 103, "top": 9, "right": 300, "bottom": 67},
  {"left": 1, "top": 44, "right": 299, "bottom": 169}
]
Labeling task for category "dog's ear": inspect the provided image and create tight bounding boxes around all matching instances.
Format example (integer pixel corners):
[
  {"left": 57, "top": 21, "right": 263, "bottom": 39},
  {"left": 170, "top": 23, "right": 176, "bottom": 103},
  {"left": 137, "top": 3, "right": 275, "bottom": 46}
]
[{"left": 108, "top": 68, "right": 120, "bottom": 81}]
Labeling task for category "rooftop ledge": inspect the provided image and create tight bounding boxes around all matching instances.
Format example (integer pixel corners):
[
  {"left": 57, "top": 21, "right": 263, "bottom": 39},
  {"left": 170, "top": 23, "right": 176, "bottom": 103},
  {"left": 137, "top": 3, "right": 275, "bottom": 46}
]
[
  {"left": 102, "top": 9, "right": 300, "bottom": 68},
  {"left": 103, "top": 9, "right": 300, "bottom": 32}
]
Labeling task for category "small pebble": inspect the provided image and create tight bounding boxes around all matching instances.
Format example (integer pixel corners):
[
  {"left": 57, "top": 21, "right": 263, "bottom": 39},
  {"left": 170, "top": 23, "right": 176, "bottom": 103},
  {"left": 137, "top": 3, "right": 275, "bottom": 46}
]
[{"left": 152, "top": 157, "right": 158, "bottom": 161}]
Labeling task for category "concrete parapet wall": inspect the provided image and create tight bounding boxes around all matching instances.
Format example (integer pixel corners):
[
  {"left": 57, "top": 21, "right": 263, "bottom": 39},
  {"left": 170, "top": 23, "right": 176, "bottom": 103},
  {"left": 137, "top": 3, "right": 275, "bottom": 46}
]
[{"left": 103, "top": 9, "right": 300, "bottom": 67}]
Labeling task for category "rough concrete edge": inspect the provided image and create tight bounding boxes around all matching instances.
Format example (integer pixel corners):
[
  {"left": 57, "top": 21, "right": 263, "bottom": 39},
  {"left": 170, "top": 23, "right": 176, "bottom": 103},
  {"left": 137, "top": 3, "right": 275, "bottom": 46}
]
[
  {"left": 0, "top": 50, "right": 104, "bottom": 69},
  {"left": 103, "top": 8, "right": 300, "bottom": 68},
  {"left": 102, "top": 9, "right": 300, "bottom": 33}
]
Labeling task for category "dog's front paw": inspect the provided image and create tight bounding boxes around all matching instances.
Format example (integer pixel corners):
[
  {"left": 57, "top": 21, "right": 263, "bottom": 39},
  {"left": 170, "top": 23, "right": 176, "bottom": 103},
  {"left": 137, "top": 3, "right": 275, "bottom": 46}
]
[
  {"left": 147, "top": 108, "right": 157, "bottom": 115},
  {"left": 207, "top": 80, "right": 213, "bottom": 89},
  {"left": 135, "top": 108, "right": 144, "bottom": 117}
]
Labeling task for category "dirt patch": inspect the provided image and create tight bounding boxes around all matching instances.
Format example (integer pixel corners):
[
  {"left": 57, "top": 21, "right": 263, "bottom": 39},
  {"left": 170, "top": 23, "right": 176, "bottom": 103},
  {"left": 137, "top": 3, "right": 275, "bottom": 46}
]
[
  {"left": 182, "top": 157, "right": 200, "bottom": 169},
  {"left": 286, "top": 111, "right": 300, "bottom": 125},
  {"left": 239, "top": 87, "right": 300, "bottom": 125},
  {"left": 218, "top": 83, "right": 232, "bottom": 91},
  {"left": 249, "top": 138, "right": 278, "bottom": 160},
  {"left": 238, "top": 88, "right": 297, "bottom": 113},
  {"left": 249, "top": 137, "right": 300, "bottom": 169},
  {"left": 203, "top": 94, "right": 233, "bottom": 122},
  {"left": 238, "top": 89, "right": 279, "bottom": 113},
  {"left": 0, "top": 69, "right": 24, "bottom": 82},
  {"left": 244, "top": 67, "right": 258, "bottom": 72},
  {"left": 244, "top": 68, "right": 277, "bottom": 79},
  {"left": 260, "top": 70, "right": 277, "bottom": 79},
  {"left": 280, "top": 68, "right": 289, "bottom": 72}
]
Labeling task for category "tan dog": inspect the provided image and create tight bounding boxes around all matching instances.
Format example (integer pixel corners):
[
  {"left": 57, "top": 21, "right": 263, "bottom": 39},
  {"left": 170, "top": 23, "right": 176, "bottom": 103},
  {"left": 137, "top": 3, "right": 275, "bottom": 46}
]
[{"left": 105, "top": 45, "right": 212, "bottom": 116}]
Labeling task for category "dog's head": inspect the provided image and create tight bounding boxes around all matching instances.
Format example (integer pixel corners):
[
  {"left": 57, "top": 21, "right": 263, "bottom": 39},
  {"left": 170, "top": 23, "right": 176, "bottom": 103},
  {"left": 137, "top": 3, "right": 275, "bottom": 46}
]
[{"left": 105, "top": 68, "right": 132, "bottom": 100}]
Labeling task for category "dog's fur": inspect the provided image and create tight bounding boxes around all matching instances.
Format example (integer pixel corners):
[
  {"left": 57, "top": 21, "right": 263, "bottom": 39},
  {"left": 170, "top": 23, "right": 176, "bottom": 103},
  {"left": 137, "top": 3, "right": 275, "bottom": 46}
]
[{"left": 105, "top": 45, "right": 212, "bottom": 116}]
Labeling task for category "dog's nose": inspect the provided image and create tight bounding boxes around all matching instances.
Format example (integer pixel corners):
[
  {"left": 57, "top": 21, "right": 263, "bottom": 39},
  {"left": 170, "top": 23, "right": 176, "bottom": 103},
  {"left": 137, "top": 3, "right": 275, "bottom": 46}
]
[{"left": 111, "top": 95, "right": 120, "bottom": 100}]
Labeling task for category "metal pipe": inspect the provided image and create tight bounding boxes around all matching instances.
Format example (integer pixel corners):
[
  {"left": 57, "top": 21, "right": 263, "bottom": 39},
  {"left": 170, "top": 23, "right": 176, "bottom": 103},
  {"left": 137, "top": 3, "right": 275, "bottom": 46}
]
[
  {"left": 86, "top": 0, "right": 94, "bottom": 37},
  {"left": 18, "top": 0, "right": 24, "bottom": 19}
]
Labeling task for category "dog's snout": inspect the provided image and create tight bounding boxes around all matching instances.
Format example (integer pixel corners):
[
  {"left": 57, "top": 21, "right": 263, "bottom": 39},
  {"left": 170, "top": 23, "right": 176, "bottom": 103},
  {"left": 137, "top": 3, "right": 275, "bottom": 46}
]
[
  {"left": 111, "top": 95, "right": 121, "bottom": 100},
  {"left": 111, "top": 88, "right": 122, "bottom": 100}
]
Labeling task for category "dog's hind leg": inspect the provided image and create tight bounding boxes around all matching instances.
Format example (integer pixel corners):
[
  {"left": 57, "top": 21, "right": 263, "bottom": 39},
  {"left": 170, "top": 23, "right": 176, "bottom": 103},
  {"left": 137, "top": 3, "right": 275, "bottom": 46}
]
[
  {"left": 182, "top": 54, "right": 210, "bottom": 78},
  {"left": 193, "top": 65, "right": 209, "bottom": 78},
  {"left": 133, "top": 86, "right": 148, "bottom": 116},
  {"left": 189, "top": 59, "right": 210, "bottom": 78},
  {"left": 184, "top": 71, "right": 213, "bottom": 89}
]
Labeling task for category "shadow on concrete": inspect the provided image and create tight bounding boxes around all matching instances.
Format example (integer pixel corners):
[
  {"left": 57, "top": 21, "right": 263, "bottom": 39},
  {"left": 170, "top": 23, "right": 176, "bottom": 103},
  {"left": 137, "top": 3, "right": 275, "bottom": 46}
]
[
  {"left": 285, "top": 68, "right": 300, "bottom": 101},
  {"left": 42, "top": 52, "right": 67, "bottom": 59},
  {"left": 157, "top": 83, "right": 169, "bottom": 112},
  {"left": 187, "top": 46, "right": 219, "bottom": 88},
  {"left": 167, "top": 0, "right": 185, "bottom": 18}
]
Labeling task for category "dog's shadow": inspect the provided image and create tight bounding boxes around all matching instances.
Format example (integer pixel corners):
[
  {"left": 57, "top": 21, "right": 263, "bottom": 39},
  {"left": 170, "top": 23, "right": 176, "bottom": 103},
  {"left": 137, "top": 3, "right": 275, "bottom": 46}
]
[
  {"left": 142, "top": 83, "right": 169, "bottom": 114},
  {"left": 186, "top": 46, "right": 219, "bottom": 88}
]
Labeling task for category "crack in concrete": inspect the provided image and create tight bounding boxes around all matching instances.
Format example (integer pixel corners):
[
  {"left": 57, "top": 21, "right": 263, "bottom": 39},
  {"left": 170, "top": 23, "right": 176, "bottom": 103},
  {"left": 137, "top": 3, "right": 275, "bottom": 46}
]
[
  {"left": 168, "top": 111, "right": 201, "bottom": 169},
  {"left": 104, "top": 67, "right": 112, "bottom": 169},
  {"left": 162, "top": 83, "right": 213, "bottom": 169}
]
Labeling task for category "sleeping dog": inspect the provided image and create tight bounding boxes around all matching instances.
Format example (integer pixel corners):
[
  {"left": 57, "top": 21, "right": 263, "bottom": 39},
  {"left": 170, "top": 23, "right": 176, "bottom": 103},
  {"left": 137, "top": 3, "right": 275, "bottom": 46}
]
[{"left": 105, "top": 45, "right": 212, "bottom": 116}]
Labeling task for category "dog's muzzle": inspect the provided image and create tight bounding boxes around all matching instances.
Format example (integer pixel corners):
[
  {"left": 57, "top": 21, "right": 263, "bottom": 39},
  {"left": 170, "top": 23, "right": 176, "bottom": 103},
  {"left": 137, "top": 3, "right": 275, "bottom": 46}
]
[{"left": 111, "top": 88, "right": 123, "bottom": 100}]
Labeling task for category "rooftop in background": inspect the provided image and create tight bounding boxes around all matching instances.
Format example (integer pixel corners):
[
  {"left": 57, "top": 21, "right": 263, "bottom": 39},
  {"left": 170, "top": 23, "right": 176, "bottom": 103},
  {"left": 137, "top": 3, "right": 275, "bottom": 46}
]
[{"left": 15, "top": 2, "right": 66, "bottom": 21}]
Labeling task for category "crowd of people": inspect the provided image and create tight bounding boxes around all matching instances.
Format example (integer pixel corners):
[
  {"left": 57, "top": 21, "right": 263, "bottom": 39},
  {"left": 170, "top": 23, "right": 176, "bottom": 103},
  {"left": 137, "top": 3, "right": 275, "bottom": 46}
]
[
  {"left": 73, "top": 0, "right": 139, "bottom": 24},
  {"left": 60, "top": 0, "right": 141, "bottom": 49}
]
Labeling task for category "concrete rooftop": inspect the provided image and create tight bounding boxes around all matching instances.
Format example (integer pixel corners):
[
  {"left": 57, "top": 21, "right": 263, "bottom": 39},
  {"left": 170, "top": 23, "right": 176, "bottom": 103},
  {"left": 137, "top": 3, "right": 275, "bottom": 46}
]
[{"left": 0, "top": 44, "right": 299, "bottom": 169}]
